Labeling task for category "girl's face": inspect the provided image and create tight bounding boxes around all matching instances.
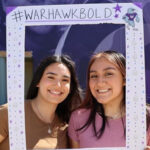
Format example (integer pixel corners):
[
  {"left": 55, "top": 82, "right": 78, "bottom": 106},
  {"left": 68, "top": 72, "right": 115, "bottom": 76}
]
[
  {"left": 37, "top": 62, "right": 71, "bottom": 105},
  {"left": 89, "top": 57, "right": 125, "bottom": 107}
]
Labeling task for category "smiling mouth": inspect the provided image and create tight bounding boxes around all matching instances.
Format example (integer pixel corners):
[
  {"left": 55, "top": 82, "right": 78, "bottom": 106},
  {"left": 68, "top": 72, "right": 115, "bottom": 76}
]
[
  {"left": 48, "top": 90, "right": 63, "bottom": 96},
  {"left": 96, "top": 89, "right": 110, "bottom": 94}
]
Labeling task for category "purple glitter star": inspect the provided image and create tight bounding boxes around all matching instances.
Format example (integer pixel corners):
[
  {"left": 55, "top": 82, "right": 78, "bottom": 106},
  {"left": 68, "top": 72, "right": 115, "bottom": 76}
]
[
  {"left": 19, "top": 110, "right": 22, "bottom": 113},
  {"left": 141, "top": 141, "right": 144, "bottom": 144},
  {"left": 18, "top": 64, "right": 21, "bottom": 68},
  {"left": 114, "top": 4, "right": 122, "bottom": 13}
]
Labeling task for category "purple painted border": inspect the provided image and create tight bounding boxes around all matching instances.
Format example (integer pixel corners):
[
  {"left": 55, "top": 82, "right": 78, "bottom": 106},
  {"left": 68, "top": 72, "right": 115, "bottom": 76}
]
[
  {"left": 6, "top": 7, "right": 17, "bottom": 15},
  {"left": 133, "top": 2, "right": 142, "bottom": 9}
]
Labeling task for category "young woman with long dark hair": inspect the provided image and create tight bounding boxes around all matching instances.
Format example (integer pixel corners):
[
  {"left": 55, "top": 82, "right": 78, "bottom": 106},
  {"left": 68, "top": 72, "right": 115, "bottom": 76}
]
[
  {"left": 68, "top": 50, "right": 126, "bottom": 148},
  {"left": 68, "top": 50, "right": 150, "bottom": 149},
  {"left": 0, "top": 55, "right": 81, "bottom": 150}
]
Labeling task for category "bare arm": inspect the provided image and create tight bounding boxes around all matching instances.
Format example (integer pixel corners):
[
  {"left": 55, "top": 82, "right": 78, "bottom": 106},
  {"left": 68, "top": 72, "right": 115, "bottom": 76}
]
[{"left": 69, "top": 138, "right": 80, "bottom": 148}]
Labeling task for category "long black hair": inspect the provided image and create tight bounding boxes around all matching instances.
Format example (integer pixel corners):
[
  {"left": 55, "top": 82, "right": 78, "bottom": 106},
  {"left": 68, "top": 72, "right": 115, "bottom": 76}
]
[
  {"left": 26, "top": 55, "right": 82, "bottom": 123},
  {"left": 77, "top": 50, "right": 126, "bottom": 138}
]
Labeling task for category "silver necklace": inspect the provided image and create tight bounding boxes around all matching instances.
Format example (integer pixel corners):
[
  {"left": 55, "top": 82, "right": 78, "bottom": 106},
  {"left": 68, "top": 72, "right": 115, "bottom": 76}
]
[
  {"left": 34, "top": 101, "right": 52, "bottom": 134},
  {"left": 106, "top": 111, "right": 121, "bottom": 119}
]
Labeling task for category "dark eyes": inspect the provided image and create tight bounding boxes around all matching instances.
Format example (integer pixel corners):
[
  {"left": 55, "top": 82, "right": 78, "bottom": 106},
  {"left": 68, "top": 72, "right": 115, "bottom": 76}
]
[
  {"left": 90, "top": 72, "right": 113, "bottom": 79},
  {"left": 47, "top": 76, "right": 70, "bottom": 83},
  {"left": 48, "top": 76, "right": 54, "bottom": 79},
  {"left": 90, "top": 75, "right": 98, "bottom": 78},
  {"left": 105, "top": 72, "right": 113, "bottom": 77},
  {"left": 62, "top": 79, "right": 70, "bottom": 83}
]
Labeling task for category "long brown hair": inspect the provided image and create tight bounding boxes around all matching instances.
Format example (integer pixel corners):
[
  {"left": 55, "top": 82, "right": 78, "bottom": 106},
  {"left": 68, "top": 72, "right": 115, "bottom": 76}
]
[
  {"left": 78, "top": 50, "right": 126, "bottom": 138},
  {"left": 27, "top": 55, "right": 82, "bottom": 123}
]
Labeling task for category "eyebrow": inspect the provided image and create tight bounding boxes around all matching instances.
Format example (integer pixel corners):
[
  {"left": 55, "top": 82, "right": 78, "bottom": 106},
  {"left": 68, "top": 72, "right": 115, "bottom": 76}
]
[
  {"left": 90, "top": 67, "right": 116, "bottom": 73},
  {"left": 46, "top": 72, "right": 70, "bottom": 78}
]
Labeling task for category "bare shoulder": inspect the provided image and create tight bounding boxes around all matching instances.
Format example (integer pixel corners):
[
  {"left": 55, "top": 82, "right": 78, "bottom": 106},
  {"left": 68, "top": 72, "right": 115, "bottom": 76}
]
[
  {"left": 0, "top": 103, "right": 8, "bottom": 114},
  {"left": 0, "top": 104, "right": 8, "bottom": 143}
]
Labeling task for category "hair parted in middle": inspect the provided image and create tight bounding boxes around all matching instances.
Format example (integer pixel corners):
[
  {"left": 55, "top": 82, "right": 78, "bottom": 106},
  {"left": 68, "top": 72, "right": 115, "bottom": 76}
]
[
  {"left": 26, "top": 54, "right": 82, "bottom": 123},
  {"left": 77, "top": 50, "right": 126, "bottom": 138}
]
